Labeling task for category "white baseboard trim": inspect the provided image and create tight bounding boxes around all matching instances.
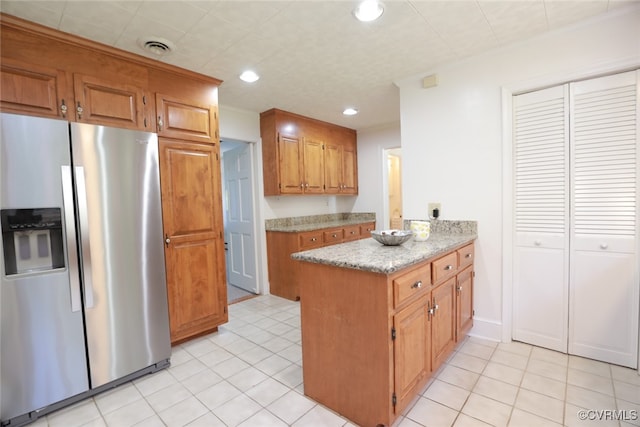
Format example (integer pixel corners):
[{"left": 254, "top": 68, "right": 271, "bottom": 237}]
[{"left": 468, "top": 317, "right": 504, "bottom": 342}]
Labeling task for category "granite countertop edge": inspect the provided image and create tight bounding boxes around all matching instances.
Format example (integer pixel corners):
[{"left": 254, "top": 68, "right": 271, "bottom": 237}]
[{"left": 291, "top": 232, "right": 477, "bottom": 274}]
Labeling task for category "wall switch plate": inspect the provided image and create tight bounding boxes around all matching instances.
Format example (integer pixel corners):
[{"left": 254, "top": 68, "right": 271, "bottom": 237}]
[{"left": 428, "top": 203, "right": 441, "bottom": 219}]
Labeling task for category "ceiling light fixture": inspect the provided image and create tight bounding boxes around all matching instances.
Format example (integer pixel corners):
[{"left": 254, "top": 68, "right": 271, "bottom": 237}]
[
  {"left": 343, "top": 108, "right": 358, "bottom": 116},
  {"left": 353, "top": 0, "right": 384, "bottom": 22},
  {"left": 239, "top": 70, "right": 260, "bottom": 83}
]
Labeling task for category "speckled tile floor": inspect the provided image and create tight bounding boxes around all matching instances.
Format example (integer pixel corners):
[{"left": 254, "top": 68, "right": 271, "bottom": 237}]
[{"left": 30, "top": 295, "right": 640, "bottom": 427}]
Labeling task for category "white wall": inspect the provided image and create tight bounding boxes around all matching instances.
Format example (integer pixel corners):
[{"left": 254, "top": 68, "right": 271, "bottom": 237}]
[
  {"left": 352, "top": 123, "right": 402, "bottom": 228},
  {"left": 395, "top": 5, "right": 640, "bottom": 341}
]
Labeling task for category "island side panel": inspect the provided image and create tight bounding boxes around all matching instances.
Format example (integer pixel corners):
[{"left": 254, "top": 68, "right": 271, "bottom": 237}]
[{"left": 298, "top": 261, "right": 394, "bottom": 427}]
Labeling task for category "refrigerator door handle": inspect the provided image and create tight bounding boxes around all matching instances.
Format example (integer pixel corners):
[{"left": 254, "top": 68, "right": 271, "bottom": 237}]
[
  {"left": 75, "top": 166, "right": 95, "bottom": 309},
  {"left": 61, "top": 166, "right": 82, "bottom": 312}
]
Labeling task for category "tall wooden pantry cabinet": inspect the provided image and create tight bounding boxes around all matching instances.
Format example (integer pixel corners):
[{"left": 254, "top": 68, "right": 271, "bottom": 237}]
[{"left": 512, "top": 70, "right": 639, "bottom": 368}]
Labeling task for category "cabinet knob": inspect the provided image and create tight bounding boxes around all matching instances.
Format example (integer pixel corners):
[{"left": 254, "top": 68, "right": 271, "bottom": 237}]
[
  {"left": 76, "top": 102, "right": 83, "bottom": 119},
  {"left": 332, "top": 234, "right": 337, "bottom": 238},
  {"left": 444, "top": 265, "right": 453, "bottom": 271},
  {"left": 457, "top": 286, "right": 463, "bottom": 292},
  {"left": 411, "top": 280, "right": 422, "bottom": 289},
  {"left": 311, "top": 237, "right": 317, "bottom": 242},
  {"left": 600, "top": 243, "right": 609, "bottom": 250},
  {"left": 465, "top": 253, "right": 472, "bottom": 259},
  {"left": 158, "top": 116, "right": 163, "bottom": 131},
  {"left": 60, "top": 99, "right": 68, "bottom": 118},
  {"left": 534, "top": 240, "right": 542, "bottom": 246},
  {"left": 165, "top": 235, "right": 170, "bottom": 247},
  {"left": 350, "top": 231, "right": 356, "bottom": 235}
]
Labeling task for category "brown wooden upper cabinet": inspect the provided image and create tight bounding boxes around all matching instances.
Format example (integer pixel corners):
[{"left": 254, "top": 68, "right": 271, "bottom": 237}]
[
  {"left": 261, "top": 108, "right": 358, "bottom": 196},
  {"left": 0, "top": 59, "right": 148, "bottom": 130},
  {"left": 325, "top": 128, "right": 358, "bottom": 195},
  {"left": 0, "top": 58, "right": 67, "bottom": 119},
  {"left": 156, "top": 93, "right": 218, "bottom": 143},
  {"left": 74, "top": 74, "right": 148, "bottom": 130}
]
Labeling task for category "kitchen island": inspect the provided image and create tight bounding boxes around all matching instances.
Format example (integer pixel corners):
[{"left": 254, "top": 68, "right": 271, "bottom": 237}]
[{"left": 292, "top": 222, "right": 477, "bottom": 427}]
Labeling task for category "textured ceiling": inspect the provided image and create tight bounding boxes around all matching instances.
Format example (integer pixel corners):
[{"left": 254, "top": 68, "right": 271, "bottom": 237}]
[{"left": 1, "top": 0, "right": 635, "bottom": 130}]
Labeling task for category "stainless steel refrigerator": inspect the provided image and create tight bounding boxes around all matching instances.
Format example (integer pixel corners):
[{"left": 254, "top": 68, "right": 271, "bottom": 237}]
[{"left": 0, "top": 113, "right": 171, "bottom": 426}]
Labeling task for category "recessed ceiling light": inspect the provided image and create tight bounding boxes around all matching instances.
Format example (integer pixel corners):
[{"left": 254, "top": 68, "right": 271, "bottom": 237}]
[
  {"left": 343, "top": 108, "right": 358, "bottom": 116},
  {"left": 239, "top": 70, "right": 260, "bottom": 83},
  {"left": 353, "top": 0, "right": 384, "bottom": 22}
]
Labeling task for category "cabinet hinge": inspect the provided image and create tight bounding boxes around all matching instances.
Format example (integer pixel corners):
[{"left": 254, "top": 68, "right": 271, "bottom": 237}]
[
  {"left": 142, "top": 95, "right": 147, "bottom": 105},
  {"left": 220, "top": 231, "right": 223, "bottom": 239},
  {"left": 472, "top": 271, "right": 476, "bottom": 278},
  {"left": 392, "top": 393, "right": 397, "bottom": 407},
  {"left": 391, "top": 327, "right": 396, "bottom": 341},
  {"left": 473, "top": 310, "right": 475, "bottom": 316}
]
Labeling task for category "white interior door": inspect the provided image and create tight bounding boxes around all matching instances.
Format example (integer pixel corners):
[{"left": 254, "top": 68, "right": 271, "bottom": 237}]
[
  {"left": 512, "top": 70, "right": 639, "bottom": 368},
  {"left": 512, "top": 85, "right": 570, "bottom": 352},
  {"left": 568, "top": 71, "right": 638, "bottom": 368},
  {"left": 223, "top": 144, "right": 258, "bottom": 293}
]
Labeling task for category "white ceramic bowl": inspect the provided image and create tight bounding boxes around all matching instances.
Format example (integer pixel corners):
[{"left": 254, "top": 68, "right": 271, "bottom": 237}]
[{"left": 371, "top": 229, "right": 413, "bottom": 246}]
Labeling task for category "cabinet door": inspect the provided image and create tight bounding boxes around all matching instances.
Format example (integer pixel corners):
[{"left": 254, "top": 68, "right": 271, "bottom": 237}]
[
  {"left": 156, "top": 93, "right": 216, "bottom": 143},
  {"left": 394, "top": 295, "right": 430, "bottom": 415},
  {"left": 0, "top": 59, "right": 68, "bottom": 119},
  {"left": 456, "top": 266, "right": 474, "bottom": 341},
  {"left": 302, "top": 137, "right": 325, "bottom": 193},
  {"left": 324, "top": 141, "right": 342, "bottom": 194},
  {"left": 278, "top": 134, "right": 304, "bottom": 194},
  {"left": 74, "top": 74, "right": 147, "bottom": 130},
  {"left": 431, "top": 277, "right": 456, "bottom": 371},
  {"left": 341, "top": 140, "right": 358, "bottom": 194},
  {"left": 159, "top": 139, "right": 227, "bottom": 343}
]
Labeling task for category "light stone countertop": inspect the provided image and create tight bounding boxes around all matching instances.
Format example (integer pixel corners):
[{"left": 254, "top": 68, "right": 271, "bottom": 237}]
[
  {"left": 265, "top": 212, "right": 375, "bottom": 233},
  {"left": 291, "top": 232, "right": 477, "bottom": 274}
]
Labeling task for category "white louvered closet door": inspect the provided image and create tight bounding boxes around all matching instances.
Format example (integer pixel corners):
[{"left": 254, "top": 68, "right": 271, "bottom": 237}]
[
  {"left": 569, "top": 71, "right": 639, "bottom": 368},
  {"left": 513, "top": 85, "right": 570, "bottom": 353},
  {"left": 513, "top": 70, "right": 639, "bottom": 368}
]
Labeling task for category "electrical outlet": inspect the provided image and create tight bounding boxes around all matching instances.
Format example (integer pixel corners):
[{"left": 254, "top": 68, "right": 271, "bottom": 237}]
[{"left": 428, "top": 202, "right": 441, "bottom": 219}]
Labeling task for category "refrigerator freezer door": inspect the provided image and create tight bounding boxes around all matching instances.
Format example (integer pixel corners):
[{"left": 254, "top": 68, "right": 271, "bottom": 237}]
[
  {"left": 70, "top": 123, "right": 170, "bottom": 388},
  {"left": 0, "top": 113, "right": 89, "bottom": 421}
]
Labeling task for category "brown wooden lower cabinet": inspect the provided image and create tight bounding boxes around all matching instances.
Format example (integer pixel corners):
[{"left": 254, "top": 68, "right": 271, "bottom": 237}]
[
  {"left": 266, "top": 221, "right": 375, "bottom": 301},
  {"left": 298, "top": 242, "right": 474, "bottom": 427}
]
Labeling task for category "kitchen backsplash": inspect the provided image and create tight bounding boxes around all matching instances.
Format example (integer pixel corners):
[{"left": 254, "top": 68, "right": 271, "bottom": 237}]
[{"left": 403, "top": 219, "right": 477, "bottom": 235}]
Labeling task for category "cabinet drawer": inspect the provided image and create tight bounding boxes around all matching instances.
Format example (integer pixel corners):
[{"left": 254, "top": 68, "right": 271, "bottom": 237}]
[
  {"left": 360, "top": 222, "right": 375, "bottom": 238},
  {"left": 393, "top": 263, "right": 431, "bottom": 308},
  {"left": 343, "top": 225, "right": 361, "bottom": 241},
  {"left": 458, "top": 243, "right": 474, "bottom": 269},
  {"left": 432, "top": 252, "right": 458, "bottom": 284},
  {"left": 299, "top": 231, "right": 324, "bottom": 249},
  {"left": 323, "top": 228, "right": 344, "bottom": 244}
]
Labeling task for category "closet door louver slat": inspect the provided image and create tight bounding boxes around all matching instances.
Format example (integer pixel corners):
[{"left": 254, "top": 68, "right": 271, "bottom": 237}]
[
  {"left": 572, "top": 84, "right": 637, "bottom": 237},
  {"left": 514, "top": 87, "right": 568, "bottom": 234}
]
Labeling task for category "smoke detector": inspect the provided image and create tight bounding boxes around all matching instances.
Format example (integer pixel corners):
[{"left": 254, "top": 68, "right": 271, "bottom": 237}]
[{"left": 137, "top": 37, "right": 175, "bottom": 55}]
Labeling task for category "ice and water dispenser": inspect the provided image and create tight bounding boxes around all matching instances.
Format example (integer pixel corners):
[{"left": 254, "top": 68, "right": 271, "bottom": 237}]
[{"left": 1, "top": 208, "right": 65, "bottom": 275}]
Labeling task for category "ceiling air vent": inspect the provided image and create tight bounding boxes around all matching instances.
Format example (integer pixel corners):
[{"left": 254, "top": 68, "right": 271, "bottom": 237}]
[{"left": 137, "top": 37, "right": 175, "bottom": 55}]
